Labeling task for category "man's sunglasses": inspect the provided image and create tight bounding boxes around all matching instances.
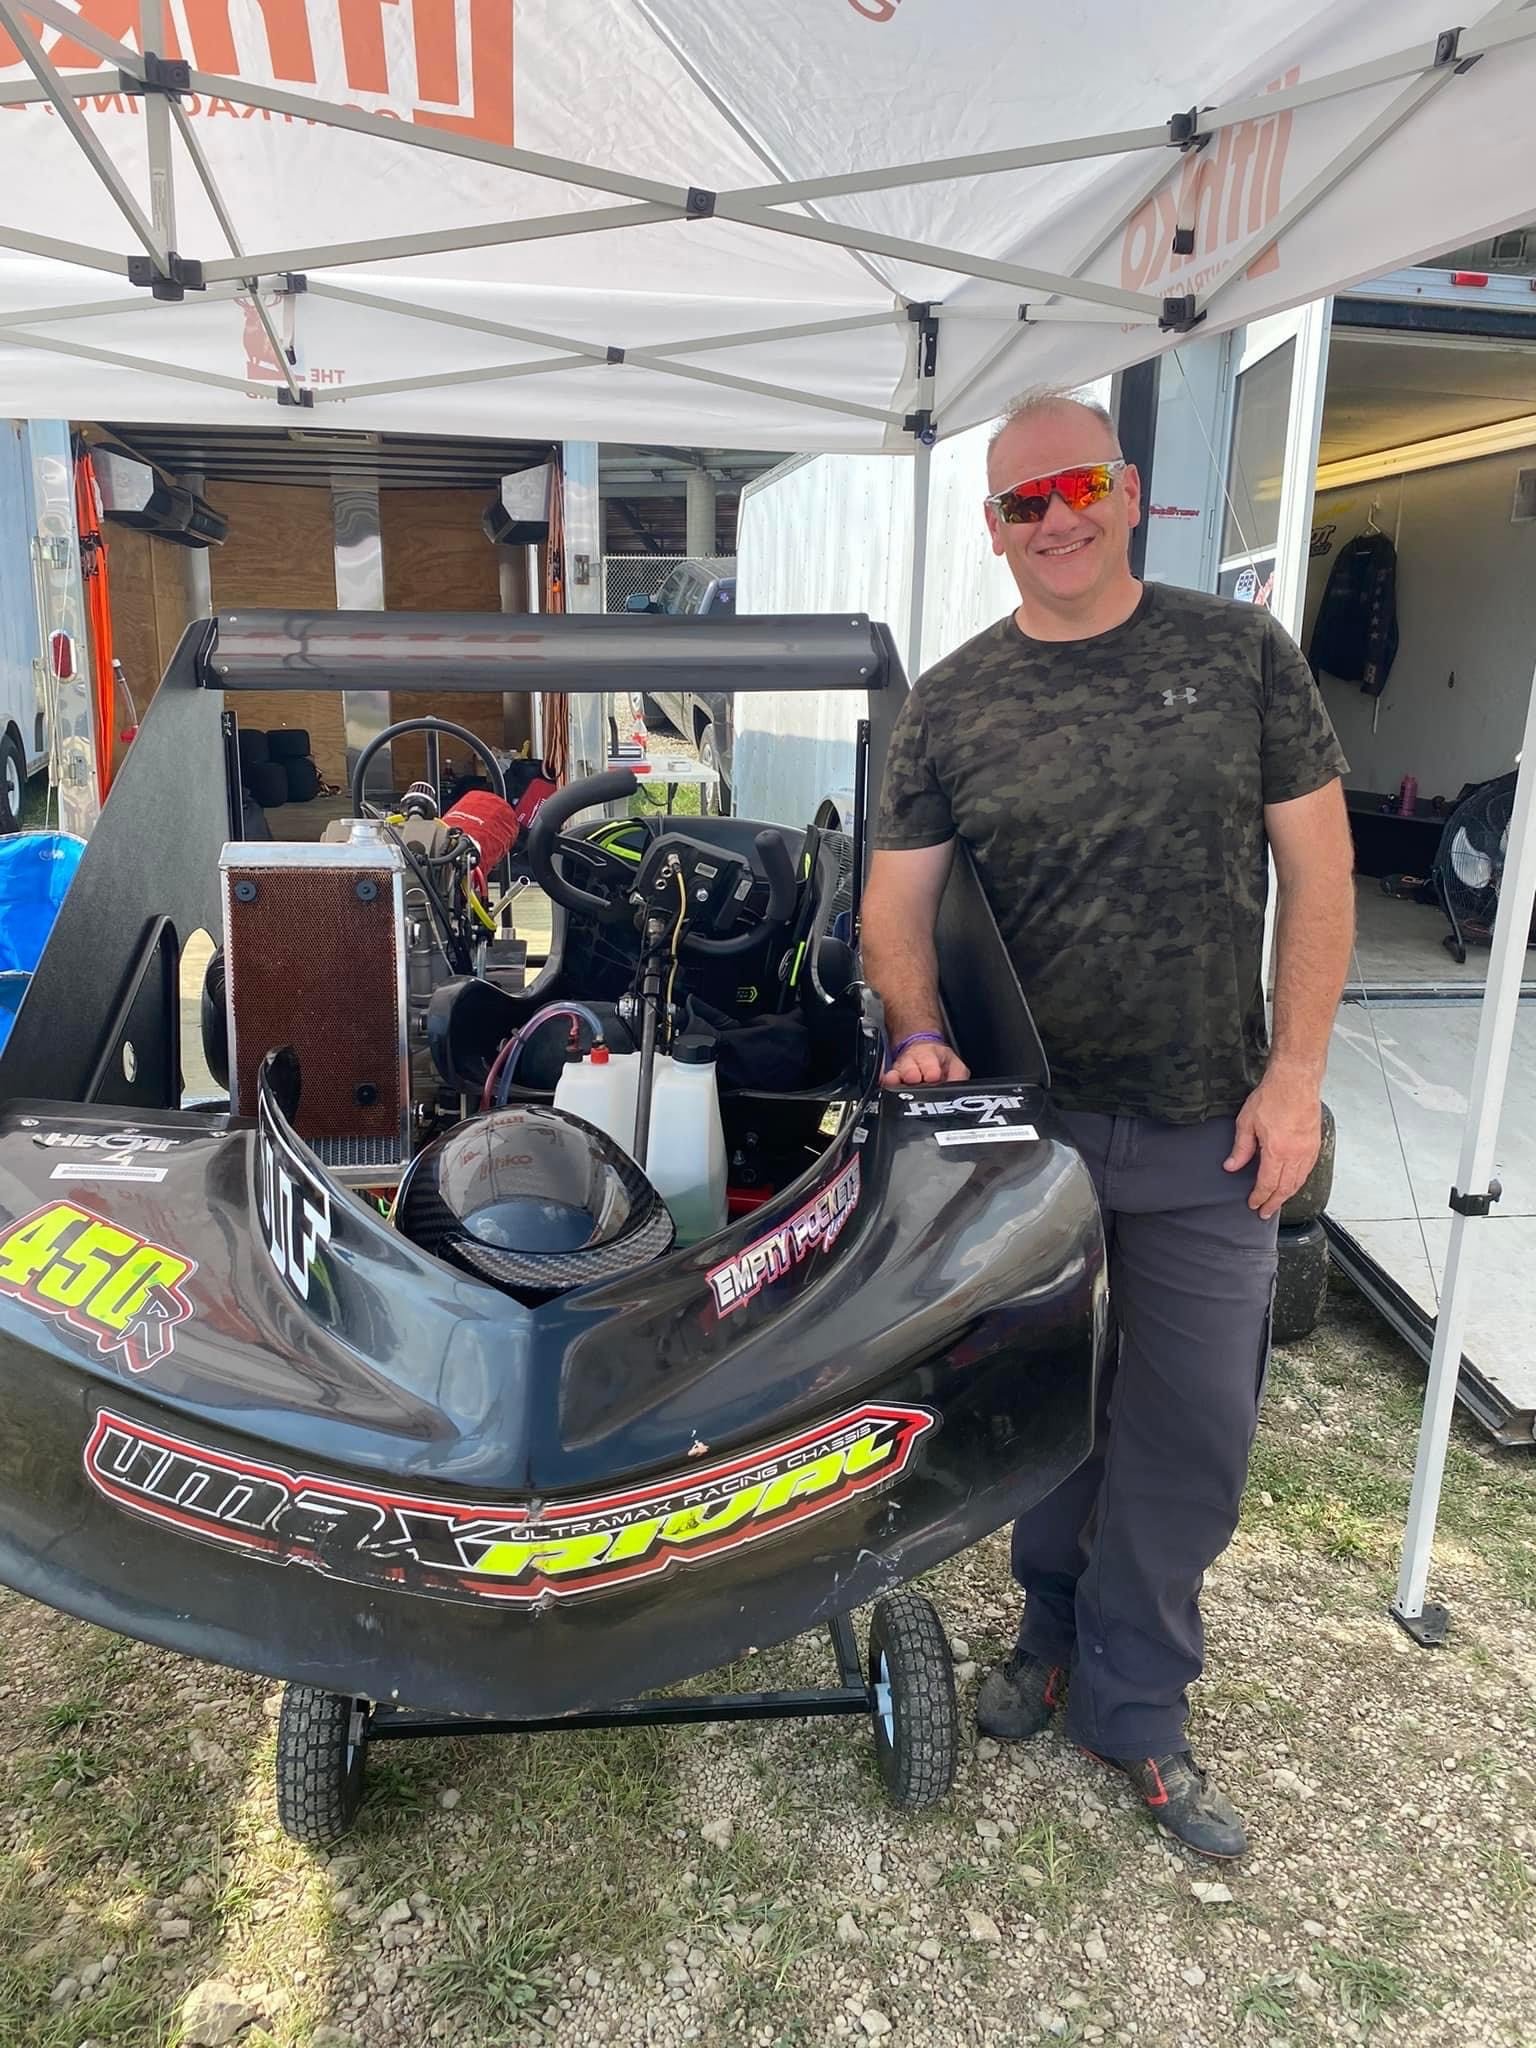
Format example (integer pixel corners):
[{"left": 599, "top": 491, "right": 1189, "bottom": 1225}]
[{"left": 986, "top": 459, "right": 1127, "bottom": 525}]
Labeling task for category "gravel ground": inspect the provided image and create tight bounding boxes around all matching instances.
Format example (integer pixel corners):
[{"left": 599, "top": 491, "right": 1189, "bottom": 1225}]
[{"left": 2, "top": 1287, "right": 1533, "bottom": 2048}]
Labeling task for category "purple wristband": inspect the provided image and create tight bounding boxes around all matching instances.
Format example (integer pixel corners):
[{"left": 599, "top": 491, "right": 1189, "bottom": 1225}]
[{"left": 889, "top": 1030, "right": 946, "bottom": 1063}]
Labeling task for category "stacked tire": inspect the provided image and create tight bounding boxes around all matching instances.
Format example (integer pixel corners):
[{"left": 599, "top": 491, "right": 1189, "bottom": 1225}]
[
  {"left": 1273, "top": 1102, "right": 1335, "bottom": 1344},
  {"left": 238, "top": 726, "right": 322, "bottom": 811}
]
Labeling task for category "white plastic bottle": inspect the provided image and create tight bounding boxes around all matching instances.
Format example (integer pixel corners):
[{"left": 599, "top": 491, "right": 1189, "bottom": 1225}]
[
  {"left": 645, "top": 1036, "right": 729, "bottom": 1246},
  {"left": 553, "top": 1044, "right": 642, "bottom": 1160}
]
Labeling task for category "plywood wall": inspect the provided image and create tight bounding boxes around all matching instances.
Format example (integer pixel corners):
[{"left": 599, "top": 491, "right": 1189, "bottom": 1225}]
[
  {"left": 105, "top": 523, "right": 189, "bottom": 735},
  {"left": 380, "top": 489, "right": 513, "bottom": 786},
  {"left": 207, "top": 482, "right": 344, "bottom": 786}
]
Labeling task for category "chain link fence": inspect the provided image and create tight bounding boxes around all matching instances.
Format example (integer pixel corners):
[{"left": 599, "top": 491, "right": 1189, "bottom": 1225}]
[{"left": 602, "top": 554, "right": 735, "bottom": 612}]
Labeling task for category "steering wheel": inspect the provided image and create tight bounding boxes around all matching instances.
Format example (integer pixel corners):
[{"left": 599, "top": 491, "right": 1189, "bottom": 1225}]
[
  {"left": 350, "top": 716, "right": 508, "bottom": 818},
  {"left": 526, "top": 770, "right": 798, "bottom": 954}
]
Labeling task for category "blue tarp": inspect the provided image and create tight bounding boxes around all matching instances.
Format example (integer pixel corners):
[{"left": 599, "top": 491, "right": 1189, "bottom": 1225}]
[{"left": 0, "top": 832, "right": 84, "bottom": 1051}]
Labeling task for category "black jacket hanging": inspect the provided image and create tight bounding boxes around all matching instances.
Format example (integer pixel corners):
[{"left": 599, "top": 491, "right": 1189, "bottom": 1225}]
[{"left": 1308, "top": 529, "right": 1399, "bottom": 698}]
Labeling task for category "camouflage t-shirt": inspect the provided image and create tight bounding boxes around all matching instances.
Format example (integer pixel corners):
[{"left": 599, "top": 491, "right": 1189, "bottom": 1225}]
[{"left": 874, "top": 582, "right": 1349, "bottom": 1123}]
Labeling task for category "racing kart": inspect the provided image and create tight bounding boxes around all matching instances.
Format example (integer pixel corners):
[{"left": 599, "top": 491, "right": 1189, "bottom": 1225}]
[{"left": 0, "top": 609, "right": 1105, "bottom": 1838}]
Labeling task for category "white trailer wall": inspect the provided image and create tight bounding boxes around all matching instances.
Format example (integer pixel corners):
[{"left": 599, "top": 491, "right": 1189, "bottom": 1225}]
[{"left": 1306, "top": 449, "right": 1536, "bottom": 799}]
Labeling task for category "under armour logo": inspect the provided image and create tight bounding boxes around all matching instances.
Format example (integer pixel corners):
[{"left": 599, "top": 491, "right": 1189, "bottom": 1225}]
[{"left": 1162, "top": 687, "right": 1198, "bottom": 707}]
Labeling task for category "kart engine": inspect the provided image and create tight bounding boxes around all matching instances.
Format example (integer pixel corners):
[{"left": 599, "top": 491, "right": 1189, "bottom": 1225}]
[{"left": 221, "top": 786, "right": 524, "bottom": 1182}]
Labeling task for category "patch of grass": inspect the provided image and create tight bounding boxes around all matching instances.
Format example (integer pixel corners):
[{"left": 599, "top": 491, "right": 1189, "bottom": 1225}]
[
  {"left": 35, "top": 1693, "right": 112, "bottom": 1741},
  {"left": 1316, "top": 1945, "right": 1415, "bottom": 2029},
  {"left": 996, "top": 1821, "right": 1114, "bottom": 1926},
  {"left": 1483, "top": 1843, "right": 1535, "bottom": 1919},
  {"left": 1232, "top": 1971, "right": 1300, "bottom": 2026},
  {"left": 1355, "top": 1904, "right": 1419, "bottom": 1952}
]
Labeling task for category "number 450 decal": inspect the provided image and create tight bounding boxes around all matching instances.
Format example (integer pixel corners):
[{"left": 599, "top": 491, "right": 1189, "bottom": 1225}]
[{"left": 0, "top": 1202, "right": 195, "bottom": 1373}]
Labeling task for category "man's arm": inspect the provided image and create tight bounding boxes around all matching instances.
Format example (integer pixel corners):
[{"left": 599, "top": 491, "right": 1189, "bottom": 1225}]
[
  {"left": 1225, "top": 779, "right": 1355, "bottom": 1217},
  {"left": 861, "top": 843, "right": 971, "bottom": 1085}
]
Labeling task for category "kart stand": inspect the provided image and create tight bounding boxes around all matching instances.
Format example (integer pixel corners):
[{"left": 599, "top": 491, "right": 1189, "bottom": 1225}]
[{"left": 274, "top": 1591, "right": 961, "bottom": 1845}]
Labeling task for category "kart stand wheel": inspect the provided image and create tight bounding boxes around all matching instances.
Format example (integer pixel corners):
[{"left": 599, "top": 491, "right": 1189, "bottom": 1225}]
[
  {"left": 275, "top": 1685, "right": 370, "bottom": 1846},
  {"left": 867, "top": 1591, "right": 959, "bottom": 1808}
]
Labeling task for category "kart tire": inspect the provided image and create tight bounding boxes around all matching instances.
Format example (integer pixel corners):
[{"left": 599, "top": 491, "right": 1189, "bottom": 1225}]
[
  {"left": 266, "top": 726, "right": 312, "bottom": 761},
  {"left": 1279, "top": 1102, "right": 1336, "bottom": 1228},
  {"left": 275, "top": 1686, "right": 369, "bottom": 1846},
  {"left": 0, "top": 729, "right": 25, "bottom": 835},
  {"left": 247, "top": 761, "right": 288, "bottom": 810},
  {"left": 284, "top": 756, "right": 321, "bottom": 804},
  {"left": 236, "top": 727, "right": 270, "bottom": 770},
  {"left": 698, "top": 722, "right": 730, "bottom": 818},
  {"left": 1273, "top": 1220, "right": 1329, "bottom": 1346},
  {"left": 867, "top": 1591, "right": 959, "bottom": 1809}
]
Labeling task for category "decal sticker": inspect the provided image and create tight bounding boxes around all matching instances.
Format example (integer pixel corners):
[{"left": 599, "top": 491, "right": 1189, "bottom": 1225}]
[
  {"left": 256, "top": 1089, "right": 333, "bottom": 1304},
  {"left": 83, "top": 1400, "right": 936, "bottom": 1606},
  {"left": 32, "top": 1128, "right": 190, "bottom": 1183},
  {"left": 0, "top": 1202, "right": 195, "bottom": 1373},
  {"left": 933, "top": 1125, "right": 1040, "bottom": 1149},
  {"left": 707, "top": 1156, "right": 860, "bottom": 1317},
  {"left": 900, "top": 1092, "right": 1029, "bottom": 1127}
]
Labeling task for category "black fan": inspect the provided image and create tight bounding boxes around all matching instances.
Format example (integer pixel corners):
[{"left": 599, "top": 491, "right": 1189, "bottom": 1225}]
[{"left": 1433, "top": 771, "right": 1520, "bottom": 963}]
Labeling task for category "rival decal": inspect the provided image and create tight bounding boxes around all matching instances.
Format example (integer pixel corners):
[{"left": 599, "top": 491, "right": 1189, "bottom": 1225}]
[
  {"left": 707, "top": 1157, "right": 860, "bottom": 1316},
  {"left": 0, "top": 1202, "right": 194, "bottom": 1373},
  {"left": 82, "top": 1401, "right": 937, "bottom": 1605},
  {"left": 256, "top": 1088, "right": 332, "bottom": 1304}
]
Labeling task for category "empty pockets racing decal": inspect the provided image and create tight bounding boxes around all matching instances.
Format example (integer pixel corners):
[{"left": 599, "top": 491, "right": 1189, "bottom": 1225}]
[
  {"left": 0, "top": 1203, "right": 195, "bottom": 1373},
  {"left": 83, "top": 1400, "right": 936, "bottom": 1605},
  {"left": 707, "top": 1156, "right": 861, "bottom": 1316}
]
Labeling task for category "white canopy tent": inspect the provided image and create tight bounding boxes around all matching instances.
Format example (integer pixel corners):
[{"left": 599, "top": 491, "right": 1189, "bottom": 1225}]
[{"left": 3, "top": 0, "right": 1536, "bottom": 1637}]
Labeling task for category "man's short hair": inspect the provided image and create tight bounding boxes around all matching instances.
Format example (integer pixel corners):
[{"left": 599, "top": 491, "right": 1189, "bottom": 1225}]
[{"left": 989, "top": 388, "right": 1122, "bottom": 457}]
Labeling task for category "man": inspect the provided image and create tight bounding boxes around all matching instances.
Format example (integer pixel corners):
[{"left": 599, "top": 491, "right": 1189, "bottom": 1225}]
[{"left": 861, "top": 391, "right": 1354, "bottom": 1860}]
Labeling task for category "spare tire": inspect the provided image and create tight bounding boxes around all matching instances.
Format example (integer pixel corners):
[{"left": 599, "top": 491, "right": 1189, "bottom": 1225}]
[
  {"left": 247, "top": 760, "right": 289, "bottom": 809},
  {"left": 284, "top": 757, "right": 321, "bottom": 803},
  {"left": 1273, "top": 1220, "right": 1328, "bottom": 1345},
  {"left": 237, "top": 727, "right": 271, "bottom": 769},
  {"left": 1280, "top": 1102, "right": 1336, "bottom": 1227},
  {"left": 267, "top": 727, "right": 312, "bottom": 761}
]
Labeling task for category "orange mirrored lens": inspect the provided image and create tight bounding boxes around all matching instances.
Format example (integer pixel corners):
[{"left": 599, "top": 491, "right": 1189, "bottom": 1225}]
[{"left": 994, "top": 464, "right": 1118, "bottom": 524}]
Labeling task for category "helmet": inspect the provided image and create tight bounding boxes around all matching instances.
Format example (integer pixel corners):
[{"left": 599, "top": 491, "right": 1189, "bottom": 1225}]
[{"left": 397, "top": 1107, "right": 674, "bottom": 1302}]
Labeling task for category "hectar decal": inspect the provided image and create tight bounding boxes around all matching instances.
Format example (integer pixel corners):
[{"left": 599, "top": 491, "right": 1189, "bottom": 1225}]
[
  {"left": 900, "top": 1092, "right": 1029, "bottom": 1127},
  {"left": 33, "top": 1127, "right": 189, "bottom": 1185},
  {"left": 256, "top": 1088, "right": 332, "bottom": 1304},
  {"left": 708, "top": 1157, "right": 860, "bottom": 1316},
  {"left": 0, "top": 1203, "right": 195, "bottom": 1373},
  {"left": 83, "top": 1401, "right": 936, "bottom": 1605}
]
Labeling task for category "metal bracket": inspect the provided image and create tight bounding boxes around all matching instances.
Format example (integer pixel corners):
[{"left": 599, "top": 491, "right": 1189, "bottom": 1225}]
[
  {"left": 281, "top": 272, "right": 308, "bottom": 294},
  {"left": 1391, "top": 1600, "right": 1449, "bottom": 1648},
  {"left": 1449, "top": 1178, "right": 1502, "bottom": 1217},
  {"left": 1172, "top": 226, "right": 1196, "bottom": 256},
  {"left": 116, "top": 51, "right": 189, "bottom": 99},
  {"left": 685, "top": 187, "right": 716, "bottom": 219},
  {"left": 903, "top": 408, "right": 937, "bottom": 446},
  {"left": 606, "top": 345, "right": 626, "bottom": 365},
  {"left": 277, "top": 386, "right": 315, "bottom": 409},
  {"left": 127, "top": 252, "right": 206, "bottom": 303},
  {"left": 1159, "top": 293, "right": 1205, "bottom": 333},
  {"left": 907, "top": 301, "right": 940, "bottom": 381},
  {"left": 1167, "top": 106, "right": 1209, "bottom": 150}
]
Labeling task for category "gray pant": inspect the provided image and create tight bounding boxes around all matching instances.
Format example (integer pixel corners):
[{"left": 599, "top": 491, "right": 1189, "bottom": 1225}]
[{"left": 1012, "top": 1112, "right": 1278, "bottom": 1758}]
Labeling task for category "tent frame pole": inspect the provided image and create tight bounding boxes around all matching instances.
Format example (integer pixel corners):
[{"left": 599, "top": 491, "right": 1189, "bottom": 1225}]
[
  {"left": 0, "top": 323, "right": 263, "bottom": 394},
  {"left": 197, "top": 206, "right": 684, "bottom": 284},
  {"left": 1392, "top": 655, "right": 1536, "bottom": 1645}
]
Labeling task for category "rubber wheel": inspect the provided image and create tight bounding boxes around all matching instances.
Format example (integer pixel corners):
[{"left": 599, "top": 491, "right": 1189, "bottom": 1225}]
[
  {"left": 698, "top": 723, "right": 730, "bottom": 817},
  {"left": 1273, "top": 1219, "right": 1329, "bottom": 1345},
  {"left": 1279, "top": 1101, "right": 1336, "bottom": 1227},
  {"left": 0, "top": 730, "right": 25, "bottom": 836},
  {"left": 867, "top": 1592, "right": 959, "bottom": 1808},
  {"left": 284, "top": 757, "right": 321, "bottom": 803},
  {"left": 274, "top": 1686, "right": 369, "bottom": 1845},
  {"left": 266, "top": 727, "right": 312, "bottom": 762}
]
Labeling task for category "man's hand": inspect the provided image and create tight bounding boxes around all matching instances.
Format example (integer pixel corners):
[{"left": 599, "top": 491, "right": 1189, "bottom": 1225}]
[
  {"left": 881, "top": 1039, "right": 971, "bottom": 1088},
  {"left": 1225, "top": 1066, "right": 1323, "bottom": 1219}
]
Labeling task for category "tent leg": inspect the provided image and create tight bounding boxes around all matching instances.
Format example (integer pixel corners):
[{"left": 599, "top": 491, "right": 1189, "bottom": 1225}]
[
  {"left": 907, "top": 439, "right": 932, "bottom": 680},
  {"left": 1391, "top": 653, "right": 1536, "bottom": 1645}
]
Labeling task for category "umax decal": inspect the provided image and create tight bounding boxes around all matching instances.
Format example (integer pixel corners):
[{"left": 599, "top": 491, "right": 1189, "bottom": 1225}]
[
  {"left": 708, "top": 1156, "right": 860, "bottom": 1316},
  {"left": 0, "top": 1202, "right": 195, "bottom": 1373},
  {"left": 82, "top": 1401, "right": 936, "bottom": 1605}
]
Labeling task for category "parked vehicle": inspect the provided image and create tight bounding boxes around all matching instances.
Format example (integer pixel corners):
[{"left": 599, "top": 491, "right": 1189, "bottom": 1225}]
[{"left": 627, "top": 562, "right": 737, "bottom": 810}]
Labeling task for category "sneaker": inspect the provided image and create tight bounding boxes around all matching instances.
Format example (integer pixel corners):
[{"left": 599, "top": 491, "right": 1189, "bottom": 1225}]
[
  {"left": 975, "top": 1649, "right": 1066, "bottom": 1741},
  {"left": 1085, "top": 1748, "right": 1248, "bottom": 1860}
]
